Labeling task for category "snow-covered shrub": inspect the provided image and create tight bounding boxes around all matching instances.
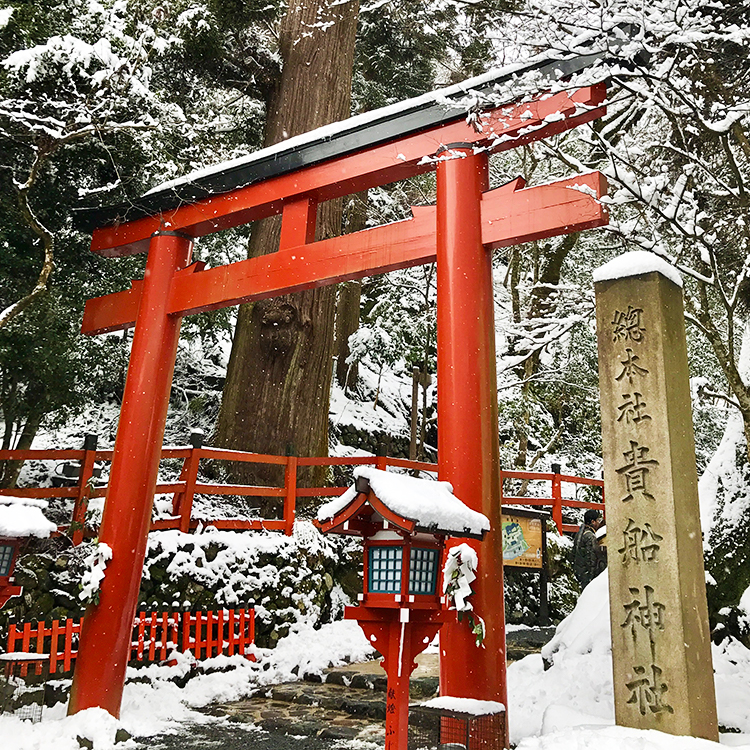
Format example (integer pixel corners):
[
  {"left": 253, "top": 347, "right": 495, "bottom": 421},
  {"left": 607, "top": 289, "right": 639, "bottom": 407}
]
[
  {"left": 702, "top": 420, "right": 750, "bottom": 648},
  {"left": 140, "top": 521, "right": 361, "bottom": 646}
]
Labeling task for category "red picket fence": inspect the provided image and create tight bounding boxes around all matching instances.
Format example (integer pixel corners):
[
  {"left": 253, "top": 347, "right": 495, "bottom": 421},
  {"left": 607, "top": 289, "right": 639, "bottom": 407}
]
[
  {"left": 500, "top": 468, "right": 604, "bottom": 534},
  {"left": 0, "top": 438, "right": 604, "bottom": 540},
  {"left": 5, "top": 605, "right": 255, "bottom": 676}
]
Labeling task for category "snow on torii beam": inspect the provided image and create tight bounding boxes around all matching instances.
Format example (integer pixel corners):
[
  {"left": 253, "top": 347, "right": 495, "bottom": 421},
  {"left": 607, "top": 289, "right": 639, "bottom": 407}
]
[
  {"left": 81, "top": 83, "right": 606, "bottom": 259},
  {"left": 70, "top": 70, "right": 609, "bottom": 723}
]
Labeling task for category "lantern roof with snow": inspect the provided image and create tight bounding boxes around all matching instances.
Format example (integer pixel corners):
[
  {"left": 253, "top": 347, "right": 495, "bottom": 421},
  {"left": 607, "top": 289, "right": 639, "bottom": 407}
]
[
  {"left": 0, "top": 496, "right": 57, "bottom": 539},
  {"left": 316, "top": 467, "right": 489, "bottom": 540}
]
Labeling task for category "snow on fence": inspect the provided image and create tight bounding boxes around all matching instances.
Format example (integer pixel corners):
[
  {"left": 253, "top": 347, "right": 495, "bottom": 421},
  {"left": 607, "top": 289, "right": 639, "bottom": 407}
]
[
  {"left": 0, "top": 442, "right": 603, "bottom": 540},
  {"left": 5, "top": 605, "right": 255, "bottom": 676}
]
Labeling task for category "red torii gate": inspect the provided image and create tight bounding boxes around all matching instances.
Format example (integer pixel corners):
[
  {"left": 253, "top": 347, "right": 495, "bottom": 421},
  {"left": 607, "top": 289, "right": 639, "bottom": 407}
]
[{"left": 68, "top": 61, "right": 609, "bottom": 725}]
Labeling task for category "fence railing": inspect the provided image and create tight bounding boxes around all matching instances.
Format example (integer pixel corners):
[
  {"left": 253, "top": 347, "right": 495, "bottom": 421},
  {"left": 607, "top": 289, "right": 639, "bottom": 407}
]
[
  {"left": 500, "top": 468, "right": 605, "bottom": 534},
  {"left": 0, "top": 438, "right": 603, "bottom": 539},
  {"left": 5, "top": 605, "right": 256, "bottom": 676},
  {"left": 0, "top": 443, "right": 439, "bottom": 542}
]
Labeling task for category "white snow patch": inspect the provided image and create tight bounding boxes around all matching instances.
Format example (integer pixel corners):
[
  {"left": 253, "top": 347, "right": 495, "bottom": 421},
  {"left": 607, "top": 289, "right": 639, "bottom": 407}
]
[
  {"left": 516, "top": 725, "right": 738, "bottom": 750},
  {"left": 0, "top": 706, "right": 134, "bottom": 750},
  {"left": 0, "top": 497, "right": 56, "bottom": 538},
  {"left": 593, "top": 251, "right": 683, "bottom": 288},
  {"left": 0, "top": 7, "right": 14, "bottom": 29},
  {"left": 540, "top": 569, "right": 611, "bottom": 665},
  {"left": 698, "top": 408, "right": 747, "bottom": 536},
  {"left": 420, "top": 695, "right": 505, "bottom": 716},
  {"left": 1, "top": 620, "right": 374, "bottom": 747},
  {"left": 511, "top": 568, "right": 750, "bottom": 746}
]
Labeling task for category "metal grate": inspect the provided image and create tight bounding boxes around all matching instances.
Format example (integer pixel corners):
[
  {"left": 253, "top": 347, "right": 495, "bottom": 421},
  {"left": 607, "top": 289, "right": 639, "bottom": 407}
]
[
  {"left": 409, "top": 548, "right": 438, "bottom": 595},
  {"left": 408, "top": 705, "right": 506, "bottom": 750},
  {"left": 0, "top": 657, "right": 48, "bottom": 723},
  {"left": 369, "top": 546, "right": 403, "bottom": 593}
]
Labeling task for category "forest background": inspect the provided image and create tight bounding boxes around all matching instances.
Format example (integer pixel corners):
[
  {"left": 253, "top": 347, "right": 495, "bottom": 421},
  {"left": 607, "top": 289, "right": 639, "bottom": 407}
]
[{"left": 1, "top": 0, "right": 750, "bottom": 643}]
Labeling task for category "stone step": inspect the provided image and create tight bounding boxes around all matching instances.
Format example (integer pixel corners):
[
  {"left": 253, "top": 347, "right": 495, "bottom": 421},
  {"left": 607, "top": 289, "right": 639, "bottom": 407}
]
[
  {"left": 304, "top": 668, "right": 439, "bottom": 699},
  {"left": 209, "top": 692, "right": 385, "bottom": 743},
  {"left": 209, "top": 628, "right": 556, "bottom": 742}
]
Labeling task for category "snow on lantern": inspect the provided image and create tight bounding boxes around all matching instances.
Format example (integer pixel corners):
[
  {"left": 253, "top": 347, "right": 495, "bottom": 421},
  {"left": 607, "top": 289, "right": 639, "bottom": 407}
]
[
  {"left": 316, "top": 467, "right": 490, "bottom": 750},
  {"left": 0, "top": 497, "right": 57, "bottom": 609}
]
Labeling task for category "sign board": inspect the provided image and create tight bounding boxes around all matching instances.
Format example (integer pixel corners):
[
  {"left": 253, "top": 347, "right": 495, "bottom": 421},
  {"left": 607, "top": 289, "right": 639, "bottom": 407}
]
[{"left": 501, "top": 509, "right": 546, "bottom": 570}]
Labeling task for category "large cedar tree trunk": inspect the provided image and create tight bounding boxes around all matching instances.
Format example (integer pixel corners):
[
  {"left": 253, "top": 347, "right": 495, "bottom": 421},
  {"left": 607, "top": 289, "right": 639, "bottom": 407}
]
[
  {"left": 214, "top": 0, "right": 360, "bottom": 504},
  {"left": 333, "top": 192, "right": 368, "bottom": 390}
]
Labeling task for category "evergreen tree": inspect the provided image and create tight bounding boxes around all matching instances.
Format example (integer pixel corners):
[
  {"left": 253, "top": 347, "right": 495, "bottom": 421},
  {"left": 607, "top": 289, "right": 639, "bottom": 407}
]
[
  {"left": 213, "top": 0, "right": 518, "bottom": 495},
  {"left": 0, "top": 0, "right": 174, "bottom": 480}
]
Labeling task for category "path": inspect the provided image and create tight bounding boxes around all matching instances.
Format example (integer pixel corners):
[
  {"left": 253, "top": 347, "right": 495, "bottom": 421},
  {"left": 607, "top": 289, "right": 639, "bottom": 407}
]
[{"left": 133, "top": 627, "right": 554, "bottom": 749}]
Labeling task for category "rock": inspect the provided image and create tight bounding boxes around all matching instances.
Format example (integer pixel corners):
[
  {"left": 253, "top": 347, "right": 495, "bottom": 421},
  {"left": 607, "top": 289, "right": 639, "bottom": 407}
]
[
  {"left": 321, "top": 671, "right": 350, "bottom": 687},
  {"left": 48, "top": 607, "right": 71, "bottom": 621},
  {"left": 185, "top": 582, "right": 206, "bottom": 598},
  {"left": 44, "top": 682, "right": 69, "bottom": 707},
  {"left": 349, "top": 674, "right": 376, "bottom": 690},
  {"left": 336, "top": 567, "right": 362, "bottom": 600},
  {"left": 410, "top": 676, "right": 438, "bottom": 698},
  {"left": 319, "top": 726, "right": 360, "bottom": 741},
  {"left": 76, "top": 737, "right": 94, "bottom": 749},
  {"left": 52, "top": 589, "right": 79, "bottom": 610},
  {"left": 35, "top": 569, "right": 51, "bottom": 590},
  {"left": 23, "top": 554, "right": 54, "bottom": 573},
  {"left": 115, "top": 728, "right": 132, "bottom": 744},
  {"left": 14, "top": 568, "right": 38, "bottom": 589},
  {"left": 35, "top": 593, "right": 55, "bottom": 615}
]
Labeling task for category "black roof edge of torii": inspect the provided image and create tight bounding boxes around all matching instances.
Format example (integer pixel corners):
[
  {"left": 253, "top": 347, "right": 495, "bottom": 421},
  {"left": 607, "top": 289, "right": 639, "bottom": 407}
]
[{"left": 72, "top": 41, "right": 640, "bottom": 235}]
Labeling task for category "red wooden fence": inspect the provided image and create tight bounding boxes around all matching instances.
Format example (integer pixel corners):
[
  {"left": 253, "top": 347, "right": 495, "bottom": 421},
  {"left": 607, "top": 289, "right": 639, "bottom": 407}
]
[
  {"left": 5, "top": 605, "right": 255, "bottom": 676},
  {"left": 500, "top": 469, "right": 604, "bottom": 534},
  {"left": 0, "top": 442, "right": 603, "bottom": 539}
]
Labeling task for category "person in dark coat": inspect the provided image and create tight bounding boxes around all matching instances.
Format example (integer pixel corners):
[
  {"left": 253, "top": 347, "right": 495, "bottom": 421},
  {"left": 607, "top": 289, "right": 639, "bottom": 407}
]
[{"left": 573, "top": 509, "right": 603, "bottom": 590}]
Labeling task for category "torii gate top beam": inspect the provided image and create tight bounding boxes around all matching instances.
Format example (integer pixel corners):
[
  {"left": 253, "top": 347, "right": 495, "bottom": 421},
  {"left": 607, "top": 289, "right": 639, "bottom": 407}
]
[{"left": 74, "top": 52, "right": 608, "bottom": 258}]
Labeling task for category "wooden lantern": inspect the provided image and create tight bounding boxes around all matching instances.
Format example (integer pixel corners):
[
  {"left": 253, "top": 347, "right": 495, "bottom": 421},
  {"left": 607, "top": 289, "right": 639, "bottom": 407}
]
[
  {"left": 0, "top": 498, "right": 57, "bottom": 609},
  {"left": 317, "top": 467, "right": 489, "bottom": 750}
]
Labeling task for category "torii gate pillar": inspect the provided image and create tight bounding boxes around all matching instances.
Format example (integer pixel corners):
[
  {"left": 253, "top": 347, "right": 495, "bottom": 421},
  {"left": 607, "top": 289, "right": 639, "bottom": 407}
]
[
  {"left": 68, "top": 231, "right": 193, "bottom": 716},
  {"left": 67, "top": 72, "right": 608, "bottom": 721},
  {"left": 436, "top": 146, "right": 507, "bottom": 711}
]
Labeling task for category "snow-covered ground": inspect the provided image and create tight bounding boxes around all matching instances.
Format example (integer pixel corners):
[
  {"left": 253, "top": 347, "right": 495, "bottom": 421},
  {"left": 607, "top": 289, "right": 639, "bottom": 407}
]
[
  {"left": 5, "top": 571, "right": 750, "bottom": 749},
  {"left": 508, "top": 572, "right": 750, "bottom": 749},
  {"left": 1, "top": 620, "right": 376, "bottom": 750}
]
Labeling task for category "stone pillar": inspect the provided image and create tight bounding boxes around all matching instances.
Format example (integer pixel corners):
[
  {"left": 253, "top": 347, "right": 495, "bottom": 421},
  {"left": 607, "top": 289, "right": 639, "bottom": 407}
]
[{"left": 594, "top": 252, "right": 718, "bottom": 740}]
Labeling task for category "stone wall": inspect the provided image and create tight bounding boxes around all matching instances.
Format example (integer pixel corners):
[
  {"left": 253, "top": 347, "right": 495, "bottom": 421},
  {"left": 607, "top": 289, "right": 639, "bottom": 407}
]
[{"left": 0, "top": 522, "right": 363, "bottom": 650}]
